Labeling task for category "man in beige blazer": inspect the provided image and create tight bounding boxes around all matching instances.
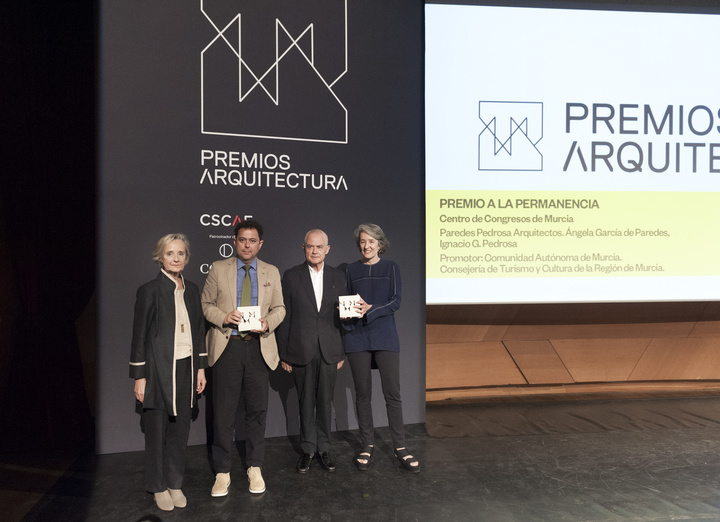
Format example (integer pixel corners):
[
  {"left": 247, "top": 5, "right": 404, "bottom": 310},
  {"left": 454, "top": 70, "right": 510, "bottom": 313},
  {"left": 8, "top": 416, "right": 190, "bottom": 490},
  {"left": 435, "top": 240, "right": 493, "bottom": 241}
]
[{"left": 201, "top": 219, "right": 285, "bottom": 498}]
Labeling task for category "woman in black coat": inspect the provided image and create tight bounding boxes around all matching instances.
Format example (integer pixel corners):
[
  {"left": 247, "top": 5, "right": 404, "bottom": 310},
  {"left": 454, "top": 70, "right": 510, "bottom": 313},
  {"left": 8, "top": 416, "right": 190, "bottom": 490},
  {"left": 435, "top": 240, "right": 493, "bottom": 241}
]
[{"left": 130, "top": 234, "right": 208, "bottom": 511}]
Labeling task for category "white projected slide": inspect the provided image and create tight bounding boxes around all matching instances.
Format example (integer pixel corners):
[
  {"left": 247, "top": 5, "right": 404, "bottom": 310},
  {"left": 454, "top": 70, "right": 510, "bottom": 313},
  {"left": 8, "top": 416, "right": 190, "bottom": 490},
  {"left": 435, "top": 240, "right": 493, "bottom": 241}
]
[{"left": 425, "top": 2, "right": 720, "bottom": 304}]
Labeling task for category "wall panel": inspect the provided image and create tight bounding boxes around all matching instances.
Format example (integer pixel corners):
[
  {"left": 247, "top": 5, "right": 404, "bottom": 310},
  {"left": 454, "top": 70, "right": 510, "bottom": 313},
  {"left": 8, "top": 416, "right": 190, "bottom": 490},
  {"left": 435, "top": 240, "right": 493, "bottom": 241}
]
[{"left": 427, "top": 303, "right": 720, "bottom": 400}]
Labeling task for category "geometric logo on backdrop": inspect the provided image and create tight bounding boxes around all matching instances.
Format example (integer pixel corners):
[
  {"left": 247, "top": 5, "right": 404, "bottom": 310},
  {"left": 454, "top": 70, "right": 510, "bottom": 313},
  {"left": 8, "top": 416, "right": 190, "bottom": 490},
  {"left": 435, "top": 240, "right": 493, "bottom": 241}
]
[
  {"left": 478, "top": 101, "right": 543, "bottom": 171},
  {"left": 200, "top": 0, "right": 348, "bottom": 144}
]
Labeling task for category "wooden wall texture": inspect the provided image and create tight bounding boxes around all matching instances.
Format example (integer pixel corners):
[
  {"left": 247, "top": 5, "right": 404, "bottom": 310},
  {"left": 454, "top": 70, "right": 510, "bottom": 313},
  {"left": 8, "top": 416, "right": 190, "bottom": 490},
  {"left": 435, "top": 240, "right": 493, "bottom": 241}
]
[{"left": 426, "top": 302, "right": 720, "bottom": 401}]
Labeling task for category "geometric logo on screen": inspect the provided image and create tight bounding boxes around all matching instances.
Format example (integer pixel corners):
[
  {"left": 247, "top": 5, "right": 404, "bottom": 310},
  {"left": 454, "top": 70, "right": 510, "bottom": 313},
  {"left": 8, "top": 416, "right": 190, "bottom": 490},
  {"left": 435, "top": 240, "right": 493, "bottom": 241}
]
[
  {"left": 200, "top": 0, "right": 348, "bottom": 144},
  {"left": 478, "top": 101, "right": 543, "bottom": 171}
]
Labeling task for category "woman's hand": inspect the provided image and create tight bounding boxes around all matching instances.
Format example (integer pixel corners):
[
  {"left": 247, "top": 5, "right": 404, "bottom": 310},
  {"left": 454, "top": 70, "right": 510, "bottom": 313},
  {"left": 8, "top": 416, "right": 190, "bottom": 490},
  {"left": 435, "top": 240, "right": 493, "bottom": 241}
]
[
  {"left": 196, "top": 369, "right": 207, "bottom": 393},
  {"left": 281, "top": 361, "right": 293, "bottom": 373},
  {"left": 134, "top": 378, "right": 146, "bottom": 403},
  {"left": 355, "top": 297, "right": 372, "bottom": 317}
]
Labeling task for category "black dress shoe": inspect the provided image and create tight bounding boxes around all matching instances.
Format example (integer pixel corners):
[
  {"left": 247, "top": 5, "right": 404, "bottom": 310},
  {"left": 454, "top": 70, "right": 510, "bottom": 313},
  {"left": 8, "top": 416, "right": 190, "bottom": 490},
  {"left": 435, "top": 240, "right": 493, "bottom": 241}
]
[
  {"left": 297, "top": 453, "right": 313, "bottom": 474},
  {"left": 318, "top": 451, "right": 336, "bottom": 472}
]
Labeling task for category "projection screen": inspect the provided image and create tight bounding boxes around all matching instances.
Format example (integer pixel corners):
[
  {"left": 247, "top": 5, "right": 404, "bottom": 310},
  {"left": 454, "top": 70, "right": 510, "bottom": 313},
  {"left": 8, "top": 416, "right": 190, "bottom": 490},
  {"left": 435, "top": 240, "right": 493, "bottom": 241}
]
[{"left": 425, "top": 1, "right": 720, "bottom": 304}]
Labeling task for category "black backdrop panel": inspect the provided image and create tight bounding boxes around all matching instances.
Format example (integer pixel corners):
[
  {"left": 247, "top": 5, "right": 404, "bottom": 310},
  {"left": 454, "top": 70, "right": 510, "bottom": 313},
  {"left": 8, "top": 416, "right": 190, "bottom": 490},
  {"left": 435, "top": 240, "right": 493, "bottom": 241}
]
[{"left": 99, "top": 0, "right": 424, "bottom": 454}]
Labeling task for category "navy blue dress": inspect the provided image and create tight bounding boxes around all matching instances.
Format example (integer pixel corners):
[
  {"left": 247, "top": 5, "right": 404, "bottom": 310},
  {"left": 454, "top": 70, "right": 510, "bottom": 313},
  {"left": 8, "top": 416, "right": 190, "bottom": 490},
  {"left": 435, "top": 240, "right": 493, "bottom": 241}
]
[{"left": 344, "top": 258, "right": 401, "bottom": 353}]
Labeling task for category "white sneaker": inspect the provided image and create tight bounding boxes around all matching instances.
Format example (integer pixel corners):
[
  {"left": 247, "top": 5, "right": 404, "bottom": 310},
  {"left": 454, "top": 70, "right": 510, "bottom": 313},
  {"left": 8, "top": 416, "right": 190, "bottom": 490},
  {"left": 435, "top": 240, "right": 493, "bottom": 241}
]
[
  {"left": 168, "top": 488, "right": 187, "bottom": 508},
  {"left": 247, "top": 466, "right": 266, "bottom": 494},
  {"left": 211, "top": 472, "right": 230, "bottom": 497},
  {"left": 154, "top": 490, "right": 174, "bottom": 511}
]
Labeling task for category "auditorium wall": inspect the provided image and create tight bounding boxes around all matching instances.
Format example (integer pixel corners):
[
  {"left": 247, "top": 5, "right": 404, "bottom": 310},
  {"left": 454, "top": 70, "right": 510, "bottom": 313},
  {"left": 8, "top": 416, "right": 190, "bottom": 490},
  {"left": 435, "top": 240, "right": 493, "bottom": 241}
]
[{"left": 427, "top": 302, "right": 720, "bottom": 401}]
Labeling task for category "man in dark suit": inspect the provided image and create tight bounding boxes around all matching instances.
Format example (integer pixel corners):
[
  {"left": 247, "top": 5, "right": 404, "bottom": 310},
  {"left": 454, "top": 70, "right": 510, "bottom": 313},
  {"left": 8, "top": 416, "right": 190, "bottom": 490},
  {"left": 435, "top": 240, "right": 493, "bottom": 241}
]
[{"left": 276, "top": 229, "right": 346, "bottom": 473}]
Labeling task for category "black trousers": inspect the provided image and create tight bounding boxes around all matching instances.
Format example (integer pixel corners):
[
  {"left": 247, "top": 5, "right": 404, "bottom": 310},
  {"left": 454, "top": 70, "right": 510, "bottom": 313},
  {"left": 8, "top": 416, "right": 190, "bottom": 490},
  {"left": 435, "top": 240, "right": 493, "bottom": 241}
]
[
  {"left": 142, "top": 356, "right": 192, "bottom": 493},
  {"left": 292, "top": 347, "right": 337, "bottom": 454},
  {"left": 212, "top": 337, "right": 269, "bottom": 471},
  {"left": 347, "top": 350, "right": 405, "bottom": 449}
]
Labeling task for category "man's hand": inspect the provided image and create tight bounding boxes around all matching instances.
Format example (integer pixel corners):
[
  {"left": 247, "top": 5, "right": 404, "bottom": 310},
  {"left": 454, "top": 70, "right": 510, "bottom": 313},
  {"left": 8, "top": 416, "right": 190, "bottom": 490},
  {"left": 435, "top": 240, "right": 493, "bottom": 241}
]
[
  {"left": 252, "top": 317, "right": 269, "bottom": 334},
  {"left": 223, "top": 309, "right": 242, "bottom": 327}
]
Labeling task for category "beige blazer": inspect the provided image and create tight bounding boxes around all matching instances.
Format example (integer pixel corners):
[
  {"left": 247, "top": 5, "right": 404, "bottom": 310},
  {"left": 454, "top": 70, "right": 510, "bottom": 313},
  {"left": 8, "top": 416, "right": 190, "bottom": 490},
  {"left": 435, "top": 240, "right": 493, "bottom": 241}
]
[{"left": 201, "top": 257, "right": 286, "bottom": 369}]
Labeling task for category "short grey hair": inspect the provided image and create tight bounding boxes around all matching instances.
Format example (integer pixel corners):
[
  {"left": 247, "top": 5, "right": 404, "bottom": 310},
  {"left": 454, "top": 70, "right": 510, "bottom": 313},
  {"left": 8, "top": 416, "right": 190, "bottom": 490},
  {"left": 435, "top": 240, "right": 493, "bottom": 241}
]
[
  {"left": 304, "top": 229, "right": 329, "bottom": 246},
  {"left": 353, "top": 223, "right": 390, "bottom": 254},
  {"left": 152, "top": 233, "right": 191, "bottom": 266}
]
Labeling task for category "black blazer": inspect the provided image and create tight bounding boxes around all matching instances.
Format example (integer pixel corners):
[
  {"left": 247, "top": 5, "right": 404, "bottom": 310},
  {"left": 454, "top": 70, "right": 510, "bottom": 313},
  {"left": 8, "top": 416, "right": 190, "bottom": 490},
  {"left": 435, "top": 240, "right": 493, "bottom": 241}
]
[
  {"left": 130, "top": 272, "right": 208, "bottom": 415},
  {"left": 276, "top": 262, "right": 346, "bottom": 366}
]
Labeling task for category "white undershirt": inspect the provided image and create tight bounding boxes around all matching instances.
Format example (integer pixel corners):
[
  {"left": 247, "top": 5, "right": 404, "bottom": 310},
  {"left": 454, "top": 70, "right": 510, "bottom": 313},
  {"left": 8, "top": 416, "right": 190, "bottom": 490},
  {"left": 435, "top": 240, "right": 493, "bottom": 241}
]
[
  {"left": 162, "top": 269, "right": 192, "bottom": 360},
  {"left": 308, "top": 262, "right": 324, "bottom": 312}
]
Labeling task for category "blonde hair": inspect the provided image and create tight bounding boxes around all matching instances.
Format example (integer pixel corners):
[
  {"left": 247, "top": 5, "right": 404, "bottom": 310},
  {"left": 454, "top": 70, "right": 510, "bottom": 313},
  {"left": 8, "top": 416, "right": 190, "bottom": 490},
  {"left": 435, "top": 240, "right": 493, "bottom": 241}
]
[{"left": 152, "top": 233, "right": 190, "bottom": 266}]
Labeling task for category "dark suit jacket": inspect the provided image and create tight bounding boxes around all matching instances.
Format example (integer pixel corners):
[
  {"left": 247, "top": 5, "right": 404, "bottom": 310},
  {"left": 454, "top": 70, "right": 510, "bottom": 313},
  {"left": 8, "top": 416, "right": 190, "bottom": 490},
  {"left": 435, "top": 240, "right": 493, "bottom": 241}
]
[
  {"left": 276, "top": 262, "right": 346, "bottom": 366},
  {"left": 130, "top": 272, "right": 208, "bottom": 415}
]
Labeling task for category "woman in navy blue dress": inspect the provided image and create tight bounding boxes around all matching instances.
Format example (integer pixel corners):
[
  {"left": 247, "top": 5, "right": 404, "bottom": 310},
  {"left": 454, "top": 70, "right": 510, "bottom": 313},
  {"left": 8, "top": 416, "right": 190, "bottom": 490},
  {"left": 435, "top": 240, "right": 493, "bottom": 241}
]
[{"left": 343, "top": 223, "right": 419, "bottom": 473}]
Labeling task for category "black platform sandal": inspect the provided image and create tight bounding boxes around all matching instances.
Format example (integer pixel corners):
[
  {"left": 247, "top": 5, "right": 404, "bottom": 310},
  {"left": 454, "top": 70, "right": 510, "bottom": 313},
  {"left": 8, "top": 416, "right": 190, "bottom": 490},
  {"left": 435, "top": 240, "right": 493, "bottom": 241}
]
[
  {"left": 355, "top": 445, "right": 374, "bottom": 471},
  {"left": 394, "top": 447, "right": 420, "bottom": 473}
]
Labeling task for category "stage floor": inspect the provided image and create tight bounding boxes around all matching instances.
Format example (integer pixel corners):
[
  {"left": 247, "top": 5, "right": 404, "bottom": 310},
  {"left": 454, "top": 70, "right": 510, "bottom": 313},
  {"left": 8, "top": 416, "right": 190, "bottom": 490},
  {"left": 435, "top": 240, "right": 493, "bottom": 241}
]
[{"left": 15, "top": 395, "right": 720, "bottom": 521}]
